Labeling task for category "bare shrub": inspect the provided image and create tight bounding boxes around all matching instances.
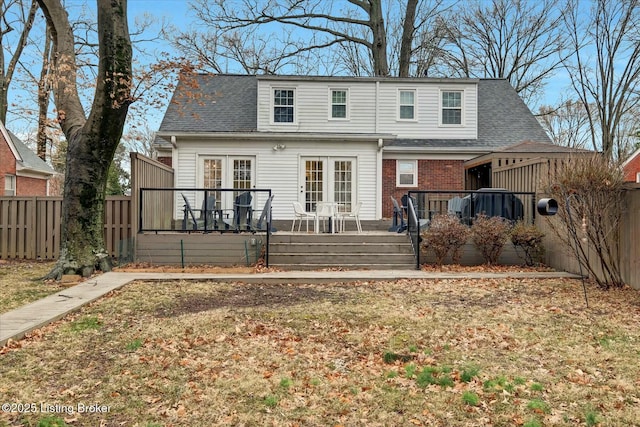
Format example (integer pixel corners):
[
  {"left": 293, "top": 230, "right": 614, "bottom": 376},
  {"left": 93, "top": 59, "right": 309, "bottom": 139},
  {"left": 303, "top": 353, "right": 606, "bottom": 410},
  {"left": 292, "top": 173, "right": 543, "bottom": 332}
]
[
  {"left": 540, "top": 154, "right": 625, "bottom": 289},
  {"left": 470, "top": 214, "right": 511, "bottom": 265},
  {"left": 510, "top": 221, "right": 545, "bottom": 266},
  {"left": 421, "top": 214, "right": 470, "bottom": 265}
]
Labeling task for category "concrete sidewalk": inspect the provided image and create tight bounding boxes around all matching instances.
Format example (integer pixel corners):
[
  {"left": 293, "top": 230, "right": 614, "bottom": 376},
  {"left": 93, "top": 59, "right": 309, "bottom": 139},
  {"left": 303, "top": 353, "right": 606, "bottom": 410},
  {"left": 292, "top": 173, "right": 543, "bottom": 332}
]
[{"left": 0, "top": 269, "right": 580, "bottom": 346}]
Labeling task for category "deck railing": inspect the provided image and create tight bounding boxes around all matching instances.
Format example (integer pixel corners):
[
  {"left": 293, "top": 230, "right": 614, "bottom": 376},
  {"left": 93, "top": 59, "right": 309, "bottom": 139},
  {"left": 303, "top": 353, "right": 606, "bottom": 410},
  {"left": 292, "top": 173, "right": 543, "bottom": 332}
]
[
  {"left": 138, "top": 188, "right": 274, "bottom": 266},
  {"left": 405, "top": 189, "right": 536, "bottom": 269}
]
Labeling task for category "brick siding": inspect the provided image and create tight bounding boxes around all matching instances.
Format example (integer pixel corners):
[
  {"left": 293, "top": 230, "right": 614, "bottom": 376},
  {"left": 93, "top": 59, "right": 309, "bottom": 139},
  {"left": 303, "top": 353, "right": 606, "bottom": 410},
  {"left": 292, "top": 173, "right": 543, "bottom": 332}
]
[
  {"left": 157, "top": 156, "right": 172, "bottom": 168},
  {"left": 382, "top": 159, "right": 465, "bottom": 217},
  {"left": 624, "top": 154, "right": 640, "bottom": 182},
  {"left": 16, "top": 176, "right": 48, "bottom": 196}
]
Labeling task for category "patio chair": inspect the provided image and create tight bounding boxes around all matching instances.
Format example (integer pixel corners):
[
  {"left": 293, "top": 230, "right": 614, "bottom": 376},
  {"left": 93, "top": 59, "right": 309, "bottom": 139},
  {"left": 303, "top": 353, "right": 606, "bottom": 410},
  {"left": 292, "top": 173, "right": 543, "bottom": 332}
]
[
  {"left": 181, "top": 193, "right": 206, "bottom": 231},
  {"left": 338, "top": 201, "right": 362, "bottom": 233},
  {"left": 291, "top": 201, "right": 314, "bottom": 232},
  {"left": 252, "top": 195, "right": 276, "bottom": 232},
  {"left": 388, "top": 196, "right": 406, "bottom": 232},
  {"left": 233, "top": 191, "right": 253, "bottom": 231}
]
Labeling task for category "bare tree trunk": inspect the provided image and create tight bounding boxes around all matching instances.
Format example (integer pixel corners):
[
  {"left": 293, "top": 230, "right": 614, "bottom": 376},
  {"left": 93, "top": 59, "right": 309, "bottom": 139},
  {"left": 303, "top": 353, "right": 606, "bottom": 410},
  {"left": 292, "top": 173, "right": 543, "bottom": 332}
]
[
  {"left": 37, "top": 23, "right": 53, "bottom": 160},
  {"left": 368, "top": 0, "right": 389, "bottom": 76},
  {"left": 398, "top": 0, "right": 418, "bottom": 77},
  {"left": 37, "top": 0, "right": 132, "bottom": 279}
]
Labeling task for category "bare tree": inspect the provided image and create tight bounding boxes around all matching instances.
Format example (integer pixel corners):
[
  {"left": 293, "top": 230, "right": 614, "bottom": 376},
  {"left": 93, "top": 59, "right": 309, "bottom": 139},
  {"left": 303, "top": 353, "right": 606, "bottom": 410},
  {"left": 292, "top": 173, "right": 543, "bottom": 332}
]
[
  {"left": 37, "top": 0, "right": 132, "bottom": 278},
  {"left": 563, "top": 0, "right": 640, "bottom": 159},
  {"left": 438, "top": 0, "right": 569, "bottom": 104},
  {"left": 0, "top": 0, "right": 39, "bottom": 122},
  {"left": 538, "top": 99, "right": 593, "bottom": 149},
  {"left": 174, "top": 0, "right": 447, "bottom": 77}
]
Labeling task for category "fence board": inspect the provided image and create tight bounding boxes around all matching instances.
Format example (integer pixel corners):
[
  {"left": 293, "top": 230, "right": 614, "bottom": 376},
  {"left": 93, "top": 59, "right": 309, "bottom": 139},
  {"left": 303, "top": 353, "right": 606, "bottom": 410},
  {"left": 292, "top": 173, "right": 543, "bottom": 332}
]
[{"left": 0, "top": 196, "right": 131, "bottom": 260}]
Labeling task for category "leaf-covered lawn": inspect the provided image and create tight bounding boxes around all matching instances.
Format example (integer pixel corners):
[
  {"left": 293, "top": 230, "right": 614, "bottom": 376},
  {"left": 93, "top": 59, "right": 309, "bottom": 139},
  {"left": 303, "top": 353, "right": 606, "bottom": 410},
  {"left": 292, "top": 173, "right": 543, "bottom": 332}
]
[
  {"left": 1, "top": 278, "right": 639, "bottom": 426},
  {"left": 0, "top": 261, "right": 64, "bottom": 314}
]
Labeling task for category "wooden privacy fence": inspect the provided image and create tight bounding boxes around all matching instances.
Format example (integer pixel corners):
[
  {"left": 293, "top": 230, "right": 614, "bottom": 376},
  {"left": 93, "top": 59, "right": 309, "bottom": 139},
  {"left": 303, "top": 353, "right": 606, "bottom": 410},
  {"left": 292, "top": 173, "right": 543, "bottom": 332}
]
[{"left": 0, "top": 196, "right": 132, "bottom": 260}]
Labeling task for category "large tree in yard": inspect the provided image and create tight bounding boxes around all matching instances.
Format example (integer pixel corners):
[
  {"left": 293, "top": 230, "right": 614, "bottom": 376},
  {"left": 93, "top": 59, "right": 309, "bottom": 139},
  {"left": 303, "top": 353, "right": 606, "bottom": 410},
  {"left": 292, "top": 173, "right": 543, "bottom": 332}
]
[{"left": 37, "top": 0, "right": 132, "bottom": 279}]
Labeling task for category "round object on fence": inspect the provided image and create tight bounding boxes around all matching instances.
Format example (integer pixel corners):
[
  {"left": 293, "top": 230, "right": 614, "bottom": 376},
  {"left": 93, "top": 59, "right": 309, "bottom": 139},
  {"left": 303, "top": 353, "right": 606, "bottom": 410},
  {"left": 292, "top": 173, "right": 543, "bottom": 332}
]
[{"left": 537, "top": 198, "right": 558, "bottom": 216}]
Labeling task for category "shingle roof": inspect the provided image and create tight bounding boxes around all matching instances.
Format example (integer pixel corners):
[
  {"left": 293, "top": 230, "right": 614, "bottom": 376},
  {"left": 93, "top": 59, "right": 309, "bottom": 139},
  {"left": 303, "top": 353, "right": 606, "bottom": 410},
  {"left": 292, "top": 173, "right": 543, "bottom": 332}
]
[
  {"left": 158, "top": 74, "right": 257, "bottom": 134},
  {"left": 157, "top": 75, "right": 551, "bottom": 152},
  {"left": 386, "top": 79, "right": 551, "bottom": 150},
  {"left": 7, "top": 130, "right": 55, "bottom": 175}
]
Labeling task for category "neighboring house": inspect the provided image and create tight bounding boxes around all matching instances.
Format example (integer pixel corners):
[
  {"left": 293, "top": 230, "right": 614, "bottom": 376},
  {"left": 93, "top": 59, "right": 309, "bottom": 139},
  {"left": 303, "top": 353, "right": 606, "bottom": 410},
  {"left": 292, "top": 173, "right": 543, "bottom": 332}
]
[
  {"left": 0, "top": 121, "right": 55, "bottom": 196},
  {"left": 622, "top": 147, "right": 640, "bottom": 183},
  {"left": 155, "top": 74, "right": 552, "bottom": 221}
]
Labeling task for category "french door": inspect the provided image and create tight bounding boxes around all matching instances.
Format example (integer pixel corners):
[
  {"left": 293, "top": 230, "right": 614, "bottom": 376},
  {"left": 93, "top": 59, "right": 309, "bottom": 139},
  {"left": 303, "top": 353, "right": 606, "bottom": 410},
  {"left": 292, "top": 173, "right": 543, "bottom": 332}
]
[
  {"left": 201, "top": 156, "right": 255, "bottom": 209},
  {"left": 300, "top": 157, "right": 355, "bottom": 212}
]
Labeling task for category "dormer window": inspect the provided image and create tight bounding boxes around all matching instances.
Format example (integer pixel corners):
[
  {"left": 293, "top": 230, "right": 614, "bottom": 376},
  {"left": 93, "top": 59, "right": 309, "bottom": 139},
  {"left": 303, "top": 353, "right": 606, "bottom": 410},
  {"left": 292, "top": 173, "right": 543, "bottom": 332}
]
[
  {"left": 441, "top": 90, "right": 462, "bottom": 125},
  {"left": 273, "top": 88, "right": 295, "bottom": 123},
  {"left": 398, "top": 90, "right": 416, "bottom": 120}
]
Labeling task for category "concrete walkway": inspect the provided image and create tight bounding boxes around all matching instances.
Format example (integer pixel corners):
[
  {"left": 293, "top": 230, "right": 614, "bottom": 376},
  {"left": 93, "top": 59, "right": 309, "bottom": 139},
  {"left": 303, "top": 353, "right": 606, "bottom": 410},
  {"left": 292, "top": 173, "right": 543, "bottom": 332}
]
[{"left": 0, "top": 269, "right": 580, "bottom": 347}]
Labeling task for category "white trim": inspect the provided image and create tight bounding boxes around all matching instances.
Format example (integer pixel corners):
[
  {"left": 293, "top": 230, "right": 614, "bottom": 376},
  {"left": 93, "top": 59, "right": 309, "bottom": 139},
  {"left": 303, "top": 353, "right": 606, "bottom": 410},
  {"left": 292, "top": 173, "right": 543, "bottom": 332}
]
[
  {"left": 439, "top": 89, "right": 464, "bottom": 127},
  {"left": 328, "top": 88, "right": 350, "bottom": 121},
  {"left": 622, "top": 147, "right": 640, "bottom": 168},
  {"left": 396, "top": 159, "right": 418, "bottom": 187},
  {"left": 270, "top": 86, "right": 297, "bottom": 125},
  {"left": 0, "top": 121, "right": 21, "bottom": 162},
  {"left": 397, "top": 89, "right": 417, "bottom": 121},
  {"left": 4, "top": 173, "right": 15, "bottom": 196}
]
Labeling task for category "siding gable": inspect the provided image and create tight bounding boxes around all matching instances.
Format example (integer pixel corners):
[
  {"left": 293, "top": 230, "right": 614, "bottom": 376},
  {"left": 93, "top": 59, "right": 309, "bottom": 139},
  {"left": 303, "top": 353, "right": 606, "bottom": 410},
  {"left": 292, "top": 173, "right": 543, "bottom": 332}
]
[{"left": 256, "top": 77, "right": 478, "bottom": 139}]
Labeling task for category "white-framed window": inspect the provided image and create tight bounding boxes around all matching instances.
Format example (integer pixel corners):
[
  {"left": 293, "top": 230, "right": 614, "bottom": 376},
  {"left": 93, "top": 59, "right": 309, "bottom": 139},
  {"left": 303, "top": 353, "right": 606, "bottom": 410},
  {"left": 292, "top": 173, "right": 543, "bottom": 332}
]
[
  {"left": 4, "top": 174, "right": 15, "bottom": 196},
  {"left": 636, "top": 172, "right": 640, "bottom": 183},
  {"left": 441, "top": 90, "right": 463, "bottom": 125},
  {"left": 398, "top": 89, "right": 416, "bottom": 120},
  {"left": 396, "top": 160, "right": 417, "bottom": 187},
  {"left": 273, "top": 88, "right": 295, "bottom": 123},
  {"left": 330, "top": 89, "right": 349, "bottom": 119}
]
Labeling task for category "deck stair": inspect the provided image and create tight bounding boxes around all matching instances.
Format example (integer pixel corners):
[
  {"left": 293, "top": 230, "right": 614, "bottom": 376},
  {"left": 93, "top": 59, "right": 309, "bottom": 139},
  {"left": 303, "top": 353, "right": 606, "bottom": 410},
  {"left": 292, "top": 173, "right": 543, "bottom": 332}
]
[{"left": 269, "top": 232, "right": 416, "bottom": 270}]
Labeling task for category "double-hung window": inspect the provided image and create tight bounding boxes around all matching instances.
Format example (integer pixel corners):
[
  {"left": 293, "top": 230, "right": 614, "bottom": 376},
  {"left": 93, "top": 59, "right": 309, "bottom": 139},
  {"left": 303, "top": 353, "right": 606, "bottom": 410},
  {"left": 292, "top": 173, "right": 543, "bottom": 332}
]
[
  {"left": 441, "top": 90, "right": 462, "bottom": 125},
  {"left": 4, "top": 174, "right": 15, "bottom": 196},
  {"left": 399, "top": 90, "right": 416, "bottom": 120},
  {"left": 396, "top": 160, "right": 417, "bottom": 187},
  {"left": 273, "top": 88, "right": 295, "bottom": 123},
  {"left": 330, "top": 89, "right": 348, "bottom": 119}
]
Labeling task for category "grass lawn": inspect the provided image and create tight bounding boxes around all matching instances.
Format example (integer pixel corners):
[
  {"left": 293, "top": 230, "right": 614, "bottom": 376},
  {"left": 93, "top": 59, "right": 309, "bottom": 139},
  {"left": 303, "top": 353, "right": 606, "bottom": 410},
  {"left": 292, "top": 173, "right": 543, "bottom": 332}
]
[
  {"left": 0, "top": 261, "right": 64, "bottom": 314},
  {"left": 1, "top": 277, "right": 639, "bottom": 426}
]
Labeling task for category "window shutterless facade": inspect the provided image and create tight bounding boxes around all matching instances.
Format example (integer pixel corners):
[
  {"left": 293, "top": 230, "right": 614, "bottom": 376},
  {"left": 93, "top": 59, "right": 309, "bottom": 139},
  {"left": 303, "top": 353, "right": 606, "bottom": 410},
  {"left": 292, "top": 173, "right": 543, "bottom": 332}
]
[
  {"left": 441, "top": 90, "right": 462, "bottom": 125},
  {"left": 398, "top": 90, "right": 416, "bottom": 120},
  {"left": 330, "top": 89, "right": 348, "bottom": 119},
  {"left": 396, "top": 160, "right": 417, "bottom": 187},
  {"left": 273, "top": 88, "right": 295, "bottom": 123}
]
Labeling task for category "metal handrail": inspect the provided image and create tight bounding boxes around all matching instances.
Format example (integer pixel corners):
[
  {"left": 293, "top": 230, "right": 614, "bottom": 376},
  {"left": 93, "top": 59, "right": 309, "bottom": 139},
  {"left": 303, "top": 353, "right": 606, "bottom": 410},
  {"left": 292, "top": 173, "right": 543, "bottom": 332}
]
[{"left": 406, "top": 196, "right": 421, "bottom": 269}]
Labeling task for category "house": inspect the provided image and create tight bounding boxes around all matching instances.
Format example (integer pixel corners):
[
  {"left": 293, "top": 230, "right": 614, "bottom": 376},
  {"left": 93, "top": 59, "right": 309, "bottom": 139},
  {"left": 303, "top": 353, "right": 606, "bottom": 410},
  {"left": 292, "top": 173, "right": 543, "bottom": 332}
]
[
  {"left": 155, "top": 74, "right": 552, "bottom": 222},
  {"left": 622, "top": 147, "right": 640, "bottom": 183},
  {"left": 0, "top": 121, "right": 55, "bottom": 196}
]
